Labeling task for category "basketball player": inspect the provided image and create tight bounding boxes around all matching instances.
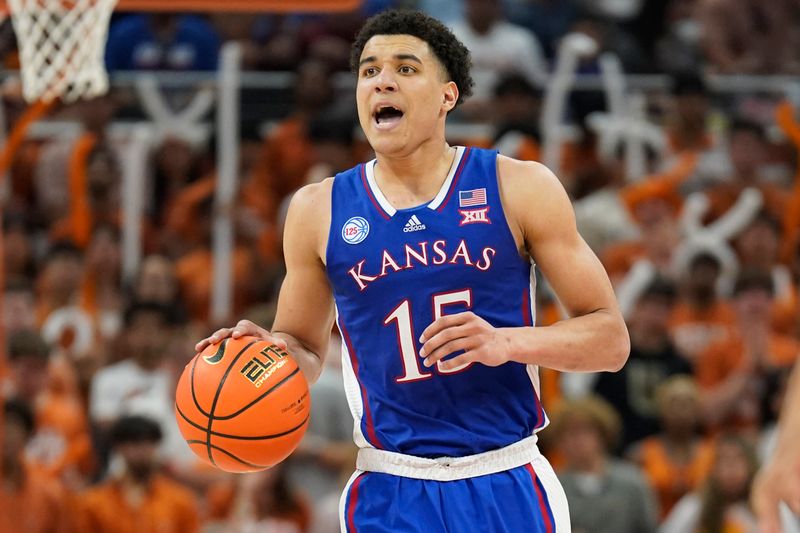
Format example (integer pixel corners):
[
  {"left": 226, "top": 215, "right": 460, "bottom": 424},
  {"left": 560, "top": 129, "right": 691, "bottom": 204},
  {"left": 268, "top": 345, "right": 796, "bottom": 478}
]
[{"left": 196, "top": 10, "right": 629, "bottom": 531}]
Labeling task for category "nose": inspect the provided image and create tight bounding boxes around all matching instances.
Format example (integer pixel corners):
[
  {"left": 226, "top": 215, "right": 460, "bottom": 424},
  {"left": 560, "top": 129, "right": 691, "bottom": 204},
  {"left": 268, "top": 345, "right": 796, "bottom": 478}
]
[{"left": 373, "top": 68, "right": 398, "bottom": 93}]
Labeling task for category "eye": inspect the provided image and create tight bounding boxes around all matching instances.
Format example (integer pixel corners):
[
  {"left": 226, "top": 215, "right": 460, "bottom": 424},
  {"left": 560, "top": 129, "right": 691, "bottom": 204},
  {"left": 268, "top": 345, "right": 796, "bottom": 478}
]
[
  {"left": 398, "top": 65, "right": 416, "bottom": 74},
  {"left": 362, "top": 67, "right": 378, "bottom": 77}
]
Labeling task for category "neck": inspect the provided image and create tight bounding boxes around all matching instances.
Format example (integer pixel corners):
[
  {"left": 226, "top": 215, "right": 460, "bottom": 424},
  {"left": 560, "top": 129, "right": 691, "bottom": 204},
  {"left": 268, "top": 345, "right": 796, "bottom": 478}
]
[{"left": 374, "top": 140, "right": 455, "bottom": 202}]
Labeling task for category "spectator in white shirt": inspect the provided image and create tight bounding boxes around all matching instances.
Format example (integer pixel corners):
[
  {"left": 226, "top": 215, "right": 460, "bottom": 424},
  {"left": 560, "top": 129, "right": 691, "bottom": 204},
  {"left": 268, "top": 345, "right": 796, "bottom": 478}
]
[
  {"left": 89, "top": 301, "right": 191, "bottom": 470},
  {"left": 450, "top": 0, "right": 547, "bottom": 105}
]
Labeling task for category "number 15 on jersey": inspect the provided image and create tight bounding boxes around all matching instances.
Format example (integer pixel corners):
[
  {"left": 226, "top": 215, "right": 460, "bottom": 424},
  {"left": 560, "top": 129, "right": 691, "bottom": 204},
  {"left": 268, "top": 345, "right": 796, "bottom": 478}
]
[{"left": 383, "top": 289, "right": 474, "bottom": 383}]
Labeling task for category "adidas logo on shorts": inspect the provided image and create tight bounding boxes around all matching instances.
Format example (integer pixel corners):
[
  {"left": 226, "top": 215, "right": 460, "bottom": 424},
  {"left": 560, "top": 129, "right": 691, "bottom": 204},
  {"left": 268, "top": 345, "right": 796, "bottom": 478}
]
[{"left": 403, "top": 215, "right": 426, "bottom": 233}]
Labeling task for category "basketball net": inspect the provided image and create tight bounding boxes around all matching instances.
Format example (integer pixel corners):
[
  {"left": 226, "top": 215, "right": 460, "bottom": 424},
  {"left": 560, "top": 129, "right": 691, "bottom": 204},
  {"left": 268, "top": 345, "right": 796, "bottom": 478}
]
[{"left": 7, "top": 0, "right": 117, "bottom": 103}]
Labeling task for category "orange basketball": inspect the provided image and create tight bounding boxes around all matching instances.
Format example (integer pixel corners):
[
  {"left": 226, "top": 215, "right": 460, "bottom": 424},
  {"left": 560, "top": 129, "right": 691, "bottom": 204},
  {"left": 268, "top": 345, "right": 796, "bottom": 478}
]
[{"left": 175, "top": 336, "right": 310, "bottom": 473}]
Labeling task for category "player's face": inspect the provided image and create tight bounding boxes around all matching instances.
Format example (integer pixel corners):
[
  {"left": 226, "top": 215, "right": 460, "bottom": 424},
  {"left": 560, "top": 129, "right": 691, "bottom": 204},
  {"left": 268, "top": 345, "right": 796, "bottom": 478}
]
[{"left": 356, "top": 34, "right": 458, "bottom": 156}]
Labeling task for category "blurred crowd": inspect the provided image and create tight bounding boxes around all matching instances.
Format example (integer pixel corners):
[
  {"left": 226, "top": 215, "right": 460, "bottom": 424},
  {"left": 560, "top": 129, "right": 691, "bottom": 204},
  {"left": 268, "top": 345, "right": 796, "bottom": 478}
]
[{"left": 1, "top": 0, "right": 800, "bottom": 532}]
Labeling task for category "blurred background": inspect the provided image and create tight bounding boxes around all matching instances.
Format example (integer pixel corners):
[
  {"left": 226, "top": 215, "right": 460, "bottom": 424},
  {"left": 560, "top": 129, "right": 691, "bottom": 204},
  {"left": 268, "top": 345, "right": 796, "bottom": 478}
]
[{"left": 0, "top": 0, "right": 799, "bottom": 531}]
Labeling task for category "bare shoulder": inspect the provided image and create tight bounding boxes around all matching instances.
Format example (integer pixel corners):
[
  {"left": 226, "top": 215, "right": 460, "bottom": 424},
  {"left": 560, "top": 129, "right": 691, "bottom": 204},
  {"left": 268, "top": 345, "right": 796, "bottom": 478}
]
[
  {"left": 496, "top": 155, "right": 575, "bottom": 247},
  {"left": 284, "top": 177, "right": 334, "bottom": 262},
  {"left": 496, "top": 155, "right": 566, "bottom": 198},
  {"left": 289, "top": 177, "right": 334, "bottom": 214}
]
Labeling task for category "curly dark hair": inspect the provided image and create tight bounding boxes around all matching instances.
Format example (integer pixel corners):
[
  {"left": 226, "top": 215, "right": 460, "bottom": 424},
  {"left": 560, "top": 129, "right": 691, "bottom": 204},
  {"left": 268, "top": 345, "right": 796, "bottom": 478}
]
[{"left": 350, "top": 10, "right": 474, "bottom": 108}]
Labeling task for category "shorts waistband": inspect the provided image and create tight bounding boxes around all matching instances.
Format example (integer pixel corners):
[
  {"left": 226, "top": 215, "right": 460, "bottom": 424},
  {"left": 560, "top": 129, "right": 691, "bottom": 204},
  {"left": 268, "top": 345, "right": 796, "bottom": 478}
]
[{"left": 355, "top": 435, "right": 541, "bottom": 481}]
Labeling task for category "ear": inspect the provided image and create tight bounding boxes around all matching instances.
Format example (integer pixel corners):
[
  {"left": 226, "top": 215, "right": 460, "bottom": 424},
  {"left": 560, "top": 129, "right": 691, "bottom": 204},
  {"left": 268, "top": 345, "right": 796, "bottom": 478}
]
[{"left": 442, "top": 81, "right": 459, "bottom": 113}]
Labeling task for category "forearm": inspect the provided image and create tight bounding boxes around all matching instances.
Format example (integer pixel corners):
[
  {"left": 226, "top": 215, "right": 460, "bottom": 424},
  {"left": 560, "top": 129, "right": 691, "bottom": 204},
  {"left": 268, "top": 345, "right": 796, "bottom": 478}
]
[
  {"left": 272, "top": 331, "right": 325, "bottom": 385},
  {"left": 503, "top": 309, "right": 629, "bottom": 372}
]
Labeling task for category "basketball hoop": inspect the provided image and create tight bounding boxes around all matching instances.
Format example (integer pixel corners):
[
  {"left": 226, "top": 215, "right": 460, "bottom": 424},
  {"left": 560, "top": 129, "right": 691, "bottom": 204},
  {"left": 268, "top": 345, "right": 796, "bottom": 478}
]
[
  {"left": 8, "top": 0, "right": 117, "bottom": 103},
  {"left": 2, "top": 0, "right": 361, "bottom": 103}
]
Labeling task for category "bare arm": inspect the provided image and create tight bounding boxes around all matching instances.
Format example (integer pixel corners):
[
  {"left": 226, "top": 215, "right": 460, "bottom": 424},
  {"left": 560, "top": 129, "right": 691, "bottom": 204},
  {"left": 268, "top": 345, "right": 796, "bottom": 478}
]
[
  {"left": 420, "top": 158, "right": 629, "bottom": 373},
  {"left": 195, "top": 180, "right": 335, "bottom": 385},
  {"left": 500, "top": 158, "right": 629, "bottom": 372},
  {"left": 753, "top": 361, "right": 800, "bottom": 533}
]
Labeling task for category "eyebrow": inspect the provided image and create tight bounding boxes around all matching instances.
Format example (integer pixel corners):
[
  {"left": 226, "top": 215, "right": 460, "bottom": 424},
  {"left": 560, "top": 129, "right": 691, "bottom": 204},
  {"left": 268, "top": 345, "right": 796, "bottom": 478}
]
[{"left": 358, "top": 53, "right": 423, "bottom": 67}]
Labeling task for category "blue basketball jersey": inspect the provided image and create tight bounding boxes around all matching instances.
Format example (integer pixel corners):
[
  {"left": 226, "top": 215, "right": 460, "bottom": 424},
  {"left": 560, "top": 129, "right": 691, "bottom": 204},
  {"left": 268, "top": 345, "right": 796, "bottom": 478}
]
[{"left": 326, "top": 146, "right": 548, "bottom": 458}]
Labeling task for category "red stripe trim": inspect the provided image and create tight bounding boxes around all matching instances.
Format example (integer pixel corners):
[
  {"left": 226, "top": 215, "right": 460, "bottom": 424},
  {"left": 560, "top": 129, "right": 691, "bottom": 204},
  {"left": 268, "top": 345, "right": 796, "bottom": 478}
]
[
  {"left": 437, "top": 147, "right": 472, "bottom": 211},
  {"left": 346, "top": 474, "right": 364, "bottom": 532},
  {"left": 339, "top": 319, "right": 384, "bottom": 449},
  {"left": 360, "top": 163, "right": 391, "bottom": 220},
  {"left": 525, "top": 464, "right": 554, "bottom": 533},
  {"left": 533, "top": 391, "right": 547, "bottom": 430},
  {"left": 522, "top": 288, "right": 532, "bottom": 326}
]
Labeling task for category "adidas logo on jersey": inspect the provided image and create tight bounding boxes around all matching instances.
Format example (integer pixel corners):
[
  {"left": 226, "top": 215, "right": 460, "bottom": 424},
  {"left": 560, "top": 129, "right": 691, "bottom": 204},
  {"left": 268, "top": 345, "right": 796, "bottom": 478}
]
[{"left": 403, "top": 215, "right": 426, "bottom": 233}]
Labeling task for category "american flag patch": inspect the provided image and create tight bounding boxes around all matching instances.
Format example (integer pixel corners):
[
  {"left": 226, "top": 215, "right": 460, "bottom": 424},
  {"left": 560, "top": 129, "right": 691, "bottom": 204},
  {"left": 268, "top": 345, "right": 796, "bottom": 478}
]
[{"left": 459, "top": 188, "right": 487, "bottom": 207}]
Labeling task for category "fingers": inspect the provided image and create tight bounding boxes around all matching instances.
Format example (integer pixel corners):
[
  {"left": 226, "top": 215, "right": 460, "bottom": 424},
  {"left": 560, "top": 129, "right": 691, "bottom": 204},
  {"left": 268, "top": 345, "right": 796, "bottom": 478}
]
[
  {"left": 753, "top": 475, "right": 783, "bottom": 533},
  {"left": 422, "top": 337, "right": 471, "bottom": 367},
  {"left": 194, "top": 320, "right": 288, "bottom": 353},
  {"left": 436, "top": 353, "right": 473, "bottom": 372},
  {"left": 232, "top": 319, "right": 259, "bottom": 338},
  {"left": 266, "top": 335, "right": 289, "bottom": 350},
  {"left": 419, "top": 312, "right": 473, "bottom": 344},
  {"left": 785, "top": 476, "right": 800, "bottom": 515},
  {"left": 194, "top": 327, "right": 232, "bottom": 352}
]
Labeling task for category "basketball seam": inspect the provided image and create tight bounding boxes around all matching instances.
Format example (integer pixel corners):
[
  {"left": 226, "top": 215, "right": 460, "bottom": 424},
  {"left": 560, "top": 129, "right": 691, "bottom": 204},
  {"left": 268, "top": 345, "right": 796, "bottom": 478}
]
[
  {"left": 185, "top": 440, "right": 269, "bottom": 470},
  {"left": 175, "top": 402, "right": 309, "bottom": 440},
  {"left": 205, "top": 339, "right": 258, "bottom": 467},
  {"left": 211, "top": 366, "right": 302, "bottom": 420},
  {"left": 190, "top": 338, "right": 229, "bottom": 418}
]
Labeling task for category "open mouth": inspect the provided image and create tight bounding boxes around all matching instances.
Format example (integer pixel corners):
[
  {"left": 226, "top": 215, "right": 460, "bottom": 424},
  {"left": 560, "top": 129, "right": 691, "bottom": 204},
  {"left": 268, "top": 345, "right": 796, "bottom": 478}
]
[{"left": 374, "top": 105, "right": 404, "bottom": 129}]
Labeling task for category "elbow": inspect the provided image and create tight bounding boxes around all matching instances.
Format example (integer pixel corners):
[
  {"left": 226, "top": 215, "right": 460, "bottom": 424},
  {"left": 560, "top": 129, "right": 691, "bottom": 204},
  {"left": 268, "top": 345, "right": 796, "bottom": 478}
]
[{"left": 606, "top": 320, "right": 630, "bottom": 372}]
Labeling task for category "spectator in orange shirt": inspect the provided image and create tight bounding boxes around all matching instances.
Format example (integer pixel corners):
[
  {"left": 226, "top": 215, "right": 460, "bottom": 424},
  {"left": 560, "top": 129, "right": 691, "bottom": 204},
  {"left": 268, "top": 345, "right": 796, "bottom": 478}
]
[
  {"left": 669, "top": 252, "right": 737, "bottom": 363},
  {"left": 170, "top": 188, "right": 261, "bottom": 323},
  {"left": 704, "top": 120, "right": 790, "bottom": 223},
  {"left": 50, "top": 141, "right": 122, "bottom": 250},
  {"left": 628, "top": 376, "right": 714, "bottom": 519},
  {"left": 78, "top": 415, "right": 199, "bottom": 533},
  {"left": 0, "top": 399, "right": 73, "bottom": 533},
  {"left": 248, "top": 58, "right": 356, "bottom": 214},
  {"left": 697, "top": 271, "right": 800, "bottom": 433},
  {"left": 4, "top": 330, "right": 94, "bottom": 485},
  {"left": 734, "top": 211, "right": 798, "bottom": 334},
  {"left": 602, "top": 196, "right": 680, "bottom": 285}
]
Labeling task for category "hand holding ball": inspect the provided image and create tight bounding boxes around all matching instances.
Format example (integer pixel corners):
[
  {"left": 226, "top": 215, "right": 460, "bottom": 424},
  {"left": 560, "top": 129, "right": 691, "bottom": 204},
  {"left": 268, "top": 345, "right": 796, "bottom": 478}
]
[{"left": 175, "top": 336, "right": 310, "bottom": 472}]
